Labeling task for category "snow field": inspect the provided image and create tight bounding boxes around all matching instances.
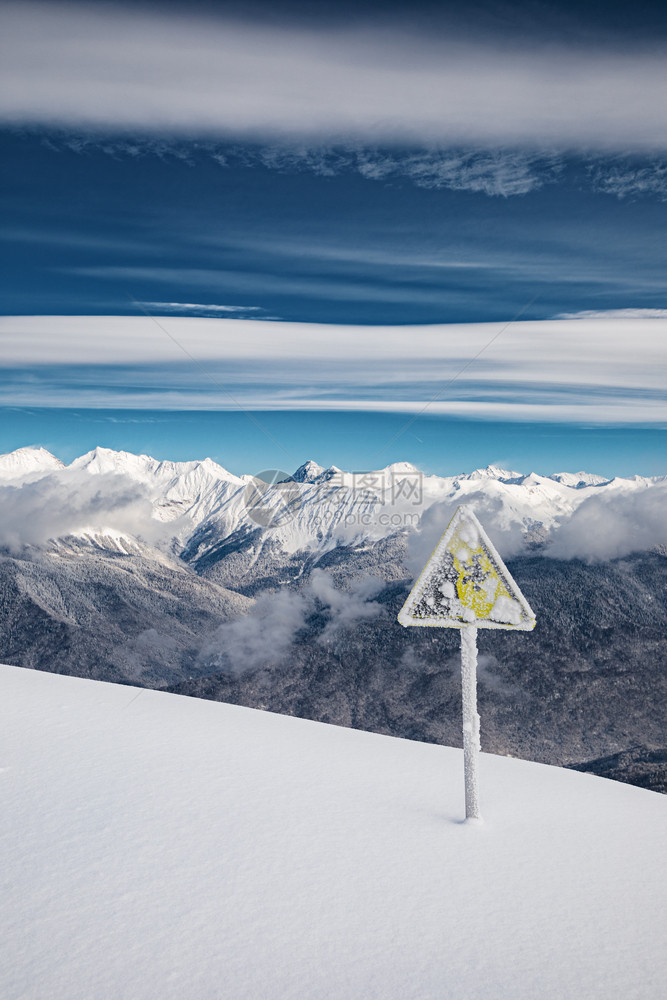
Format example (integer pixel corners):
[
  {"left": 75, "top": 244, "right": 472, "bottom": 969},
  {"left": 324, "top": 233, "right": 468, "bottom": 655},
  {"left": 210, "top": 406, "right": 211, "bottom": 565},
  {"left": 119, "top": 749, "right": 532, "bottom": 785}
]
[{"left": 0, "top": 663, "right": 665, "bottom": 1000}]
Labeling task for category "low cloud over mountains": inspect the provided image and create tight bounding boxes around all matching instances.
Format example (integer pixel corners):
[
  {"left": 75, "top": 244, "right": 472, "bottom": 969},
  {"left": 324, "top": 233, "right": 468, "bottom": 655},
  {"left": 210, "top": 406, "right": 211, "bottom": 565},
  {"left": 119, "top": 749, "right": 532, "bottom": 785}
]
[{"left": 1, "top": 445, "right": 665, "bottom": 562}]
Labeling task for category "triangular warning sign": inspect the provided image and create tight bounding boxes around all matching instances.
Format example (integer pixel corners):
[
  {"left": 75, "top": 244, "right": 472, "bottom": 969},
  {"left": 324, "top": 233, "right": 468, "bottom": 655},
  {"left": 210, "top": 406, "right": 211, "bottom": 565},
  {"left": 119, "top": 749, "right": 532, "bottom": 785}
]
[{"left": 398, "top": 505, "right": 536, "bottom": 630}]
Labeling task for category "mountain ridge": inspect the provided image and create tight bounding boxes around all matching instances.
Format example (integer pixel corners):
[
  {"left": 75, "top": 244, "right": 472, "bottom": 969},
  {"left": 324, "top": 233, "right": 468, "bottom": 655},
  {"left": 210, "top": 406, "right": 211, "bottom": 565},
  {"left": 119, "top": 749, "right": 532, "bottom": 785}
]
[
  {"left": 0, "top": 445, "right": 646, "bottom": 488},
  {"left": 1, "top": 446, "right": 662, "bottom": 559}
]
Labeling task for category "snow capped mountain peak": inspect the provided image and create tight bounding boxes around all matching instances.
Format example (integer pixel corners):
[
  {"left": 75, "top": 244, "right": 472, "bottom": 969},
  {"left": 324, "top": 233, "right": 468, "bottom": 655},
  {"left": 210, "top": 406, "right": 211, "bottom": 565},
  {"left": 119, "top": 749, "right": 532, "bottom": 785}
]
[
  {"left": 521, "top": 472, "right": 556, "bottom": 487},
  {"left": 292, "top": 459, "right": 326, "bottom": 483},
  {"left": 461, "top": 465, "right": 523, "bottom": 482},
  {"left": 153, "top": 455, "right": 242, "bottom": 486},
  {"left": 0, "top": 446, "right": 64, "bottom": 480},
  {"left": 197, "top": 456, "right": 235, "bottom": 478},
  {"left": 69, "top": 447, "right": 241, "bottom": 486},
  {"left": 292, "top": 460, "right": 343, "bottom": 484},
  {"left": 383, "top": 461, "right": 420, "bottom": 477},
  {"left": 549, "top": 471, "right": 610, "bottom": 488},
  {"left": 60, "top": 447, "right": 245, "bottom": 532},
  {"left": 69, "top": 446, "right": 156, "bottom": 478}
]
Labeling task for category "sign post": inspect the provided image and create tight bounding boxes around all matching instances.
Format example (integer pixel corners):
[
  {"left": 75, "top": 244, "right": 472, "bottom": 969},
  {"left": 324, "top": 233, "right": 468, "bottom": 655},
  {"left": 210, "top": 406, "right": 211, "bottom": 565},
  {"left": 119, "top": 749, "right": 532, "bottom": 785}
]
[
  {"left": 398, "top": 505, "right": 536, "bottom": 822},
  {"left": 460, "top": 624, "right": 481, "bottom": 820}
]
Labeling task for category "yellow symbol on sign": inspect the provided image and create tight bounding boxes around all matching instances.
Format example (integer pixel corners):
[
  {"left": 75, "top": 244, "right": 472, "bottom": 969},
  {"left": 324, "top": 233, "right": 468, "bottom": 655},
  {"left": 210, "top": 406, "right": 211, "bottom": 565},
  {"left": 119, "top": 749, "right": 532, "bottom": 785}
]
[{"left": 398, "top": 505, "right": 536, "bottom": 631}]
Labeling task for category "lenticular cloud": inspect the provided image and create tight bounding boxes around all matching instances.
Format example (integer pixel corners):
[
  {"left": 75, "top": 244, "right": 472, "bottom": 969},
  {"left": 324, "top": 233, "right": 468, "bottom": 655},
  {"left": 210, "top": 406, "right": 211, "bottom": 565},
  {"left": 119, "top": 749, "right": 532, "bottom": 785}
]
[
  {"left": 0, "top": 314, "right": 665, "bottom": 423},
  {"left": 1, "top": 2, "right": 667, "bottom": 150}
]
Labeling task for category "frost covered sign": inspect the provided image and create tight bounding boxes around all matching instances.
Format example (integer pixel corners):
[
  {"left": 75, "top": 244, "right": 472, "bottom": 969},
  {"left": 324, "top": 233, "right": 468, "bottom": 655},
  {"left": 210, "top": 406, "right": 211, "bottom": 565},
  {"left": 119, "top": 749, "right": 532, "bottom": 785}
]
[
  {"left": 398, "top": 505, "right": 536, "bottom": 821},
  {"left": 398, "top": 505, "right": 535, "bottom": 631}
]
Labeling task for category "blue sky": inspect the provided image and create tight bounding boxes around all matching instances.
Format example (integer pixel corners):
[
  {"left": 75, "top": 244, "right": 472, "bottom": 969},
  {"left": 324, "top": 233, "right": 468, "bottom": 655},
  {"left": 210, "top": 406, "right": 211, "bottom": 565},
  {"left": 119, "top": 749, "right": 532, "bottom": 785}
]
[
  {"left": 1, "top": 0, "right": 666, "bottom": 475},
  {"left": 3, "top": 408, "right": 667, "bottom": 480},
  {"left": 3, "top": 134, "right": 667, "bottom": 324}
]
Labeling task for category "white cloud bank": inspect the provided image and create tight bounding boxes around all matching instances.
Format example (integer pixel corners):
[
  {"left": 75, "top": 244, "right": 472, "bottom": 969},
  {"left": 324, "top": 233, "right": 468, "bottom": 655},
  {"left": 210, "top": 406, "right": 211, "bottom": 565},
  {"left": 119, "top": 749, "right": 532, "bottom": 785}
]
[
  {"left": 199, "top": 588, "right": 310, "bottom": 674},
  {"left": 405, "top": 485, "right": 667, "bottom": 565},
  {"left": 199, "top": 570, "right": 385, "bottom": 673},
  {"left": 546, "top": 485, "right": 667, "bottom": 561},
  {"left": 1, "top": 314, "right": 665, "bottom": 424},
  {"left": 1, "top": 2, "right": 667, "bottom": 150},
  {"left": 310, "top": 569, "right": 384, "bottom": 643},
  {"left": 0, "top": 470, "right": 161, "bottom": 551}
]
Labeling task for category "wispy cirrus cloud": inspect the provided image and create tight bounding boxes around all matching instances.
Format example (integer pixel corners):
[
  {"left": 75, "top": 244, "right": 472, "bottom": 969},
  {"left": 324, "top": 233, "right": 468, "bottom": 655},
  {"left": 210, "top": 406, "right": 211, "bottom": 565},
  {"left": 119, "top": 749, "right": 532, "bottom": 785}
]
[
  {"left": 1, "top": 2, "right": 666, "bottom": 151},
  {"left": 26, "top": 131, "right": 667, "bottom": 202},
  {"left": 0, "top": 314, "right": 665, "bottom": 424},
  {"left": 33, "top": 133, "right": 562, "bottom": 198},
  {"left": 556, "top": 309, "right": 667, "bottom": 320},
  {"left": 588, "top": 159, "right": 667, "bottom": 200},
  {"left": 250, "top": 145, "right": 561, "bottom": 197},
  {"left": 144, "top": 302, "right": 263, "bottom": 316}
]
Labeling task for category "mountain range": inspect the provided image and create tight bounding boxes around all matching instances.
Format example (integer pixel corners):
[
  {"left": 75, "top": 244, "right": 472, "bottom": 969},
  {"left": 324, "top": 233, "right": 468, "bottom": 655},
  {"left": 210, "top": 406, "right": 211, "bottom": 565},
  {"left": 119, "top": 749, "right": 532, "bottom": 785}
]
[
  {"left": 0, "top": 445, "right": 665, "bottom": 792},
  {"left": 1, "top": 444, "right": 663, "bottom": 553}
]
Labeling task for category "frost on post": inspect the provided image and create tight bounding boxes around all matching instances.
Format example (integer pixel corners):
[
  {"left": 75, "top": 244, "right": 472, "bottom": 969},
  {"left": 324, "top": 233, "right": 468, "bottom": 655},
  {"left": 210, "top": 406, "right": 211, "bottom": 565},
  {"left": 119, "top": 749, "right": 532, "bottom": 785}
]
[
  {"left": 398, "top": 505, "right": 536, "bottom": 822},
  {"left": 460, "top": 625, "right": 481, "bottom": 821}
]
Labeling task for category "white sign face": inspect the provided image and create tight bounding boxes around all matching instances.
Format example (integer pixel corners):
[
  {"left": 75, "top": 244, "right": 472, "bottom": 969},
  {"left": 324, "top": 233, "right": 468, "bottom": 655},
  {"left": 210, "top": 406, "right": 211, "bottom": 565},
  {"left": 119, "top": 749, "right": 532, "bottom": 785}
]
[{"left": 398, "top": 505, "right": 536, "bottom": 631}]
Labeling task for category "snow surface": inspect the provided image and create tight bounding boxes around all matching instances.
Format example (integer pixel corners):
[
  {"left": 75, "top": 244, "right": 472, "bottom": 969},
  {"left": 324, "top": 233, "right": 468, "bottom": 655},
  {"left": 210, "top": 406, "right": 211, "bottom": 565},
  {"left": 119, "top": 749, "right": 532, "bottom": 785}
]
[{"left": 1, "top": 663, "right": 665, "bottom": 1000}]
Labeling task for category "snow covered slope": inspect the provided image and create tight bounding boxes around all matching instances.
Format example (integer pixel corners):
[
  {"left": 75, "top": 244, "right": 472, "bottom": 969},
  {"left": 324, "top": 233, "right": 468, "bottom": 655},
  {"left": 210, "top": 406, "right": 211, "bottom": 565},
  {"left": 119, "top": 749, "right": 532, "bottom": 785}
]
[
  {"left": 70, "top": 445, "right": 245, "bottom": 526},
  {"left": 1, "top": 663, "right": 664, "bottom": 1000},
  {"left": 0, "top": 445, "right": 64, "bottom": 480}
]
